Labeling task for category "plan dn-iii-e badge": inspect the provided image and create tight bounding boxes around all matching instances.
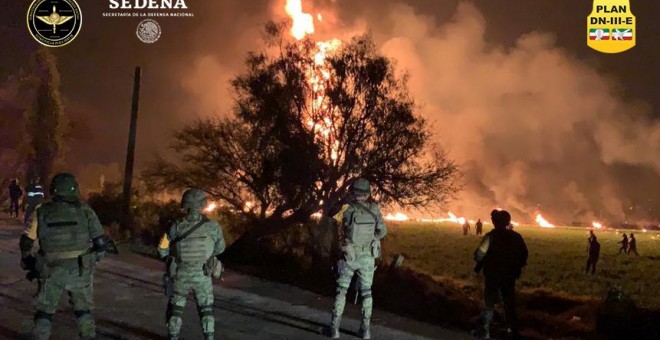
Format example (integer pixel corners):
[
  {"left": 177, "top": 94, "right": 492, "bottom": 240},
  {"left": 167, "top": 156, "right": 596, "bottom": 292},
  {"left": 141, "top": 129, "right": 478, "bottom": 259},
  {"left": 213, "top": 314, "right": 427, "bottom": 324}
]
[
  {"left": 587, "top": 0, "right": 635, "bottom": 53},
  {"left": 27, "top": 0, "right": 82, "bottom": 47}
]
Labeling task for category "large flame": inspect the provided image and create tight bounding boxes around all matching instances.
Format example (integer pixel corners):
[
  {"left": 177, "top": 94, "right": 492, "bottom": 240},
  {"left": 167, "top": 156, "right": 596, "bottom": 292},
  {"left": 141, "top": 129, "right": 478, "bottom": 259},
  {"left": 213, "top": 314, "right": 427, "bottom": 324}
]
[
  {"left": 284, "top": 0, "right": 315, "bottom": 40},
  {"left": 385, "top": 212, "right": 410, "bottom": 221},
  {"left": 535, "top": 213, "right": 555, "bottom": 228},
  {"left": 592, "top": 221, "right": 603, "bottom": 229}
]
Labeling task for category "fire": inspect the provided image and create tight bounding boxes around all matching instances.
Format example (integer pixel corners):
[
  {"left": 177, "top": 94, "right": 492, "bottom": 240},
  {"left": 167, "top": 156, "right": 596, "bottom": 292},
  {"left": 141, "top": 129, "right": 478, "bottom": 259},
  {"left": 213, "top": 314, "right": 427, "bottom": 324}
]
[
  {"left": 535, "top": 214, "right": 555, "bottom": 228},
  {"left": 204, "top": 202, "right": 217, "bottom": 213},
  {"left": 284, "top": 0, "right": 343, "bottom": 163},
  {"left": 284, "top": 0, "right": 315, "bottom": 40},
  {"left": 385, "top": 212, "right": 409, "bottom": 221},
  {"left": 592, "top": 221, "right": 603, "bottom": 229}
]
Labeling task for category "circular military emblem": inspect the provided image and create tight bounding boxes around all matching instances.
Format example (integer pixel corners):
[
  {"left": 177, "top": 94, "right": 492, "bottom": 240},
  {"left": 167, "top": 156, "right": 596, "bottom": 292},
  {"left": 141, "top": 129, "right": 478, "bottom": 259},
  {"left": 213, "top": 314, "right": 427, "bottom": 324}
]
[
  {"left": 136, "top": 19, "right": 161, "bottom": 44},
  {"left": 27, "top": 0, "right": 82, "bottom": 47}
]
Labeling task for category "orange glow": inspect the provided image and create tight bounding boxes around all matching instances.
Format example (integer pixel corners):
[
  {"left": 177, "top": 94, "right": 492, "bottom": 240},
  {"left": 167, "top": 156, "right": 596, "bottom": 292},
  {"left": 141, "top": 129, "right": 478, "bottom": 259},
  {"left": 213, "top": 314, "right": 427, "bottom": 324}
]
[
  {"left": 592, "top": 221, "right": 603, "bottom": 229},
  {"left": 535, "top": 213, "right": 555, "bottom": 228},
  {"left": 204, "top": 202, "right": 217, "bottom": 213},
  {"left": 385, "top": 212, "right": 409, "bottom": 221}
]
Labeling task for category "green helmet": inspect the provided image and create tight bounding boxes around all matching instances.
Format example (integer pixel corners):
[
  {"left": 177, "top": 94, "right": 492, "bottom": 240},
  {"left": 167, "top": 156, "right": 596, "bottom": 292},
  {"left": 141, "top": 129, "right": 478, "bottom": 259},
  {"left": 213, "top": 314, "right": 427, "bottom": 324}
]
[
  {"left": 350, "top": 178, "right": 371, "bottom": 196},
  {"left": 49, "top": 173, "right": 79, "bottom": 198},
  {"left": 181, "top": 188, "right": 207, "bottom": 210}
]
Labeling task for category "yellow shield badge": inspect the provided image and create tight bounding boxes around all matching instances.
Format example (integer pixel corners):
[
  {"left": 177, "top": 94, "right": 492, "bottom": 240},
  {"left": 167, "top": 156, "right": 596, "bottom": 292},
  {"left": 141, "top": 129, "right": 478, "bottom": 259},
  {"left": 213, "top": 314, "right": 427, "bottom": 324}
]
[{"left": 587, "top": 0, "right": 636, "bottom": 53}]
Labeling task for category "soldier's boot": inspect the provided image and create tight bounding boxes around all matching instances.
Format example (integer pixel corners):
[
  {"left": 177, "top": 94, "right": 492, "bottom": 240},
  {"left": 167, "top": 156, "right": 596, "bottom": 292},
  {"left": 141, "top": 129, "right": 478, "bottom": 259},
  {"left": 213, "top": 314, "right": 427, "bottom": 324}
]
[
  {"left": 328, "top": 314, "right": 341, "bottom": 338},
  {"left": 358, "top": 320, "right": 371, "bottom": 339},
  {"left": 75, "top": 310, "right": 96, "bottom": 340},
  {"left": 360, "top": 288, "right": 373, "bottom": 339},
  {"left": 199, "top": 304, "right": 215, "bottom": 340},
  {"left": 32, "top": 311, "right": 53, "bottom": 340}
]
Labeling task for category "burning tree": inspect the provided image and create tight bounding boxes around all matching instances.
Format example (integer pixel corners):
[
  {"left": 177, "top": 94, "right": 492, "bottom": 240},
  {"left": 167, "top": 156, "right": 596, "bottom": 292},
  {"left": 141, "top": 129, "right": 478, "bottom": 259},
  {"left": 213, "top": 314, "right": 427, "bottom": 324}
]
[{"left": 146, "top": 22, "right": 459, "bottom": 233}]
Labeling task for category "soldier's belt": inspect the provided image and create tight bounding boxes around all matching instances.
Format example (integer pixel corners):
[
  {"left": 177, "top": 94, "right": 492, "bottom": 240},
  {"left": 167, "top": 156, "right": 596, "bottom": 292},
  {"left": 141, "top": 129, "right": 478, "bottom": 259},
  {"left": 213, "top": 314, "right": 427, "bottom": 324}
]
[{"left": 45, "top": 249, "right": 88, "bottom": 261}]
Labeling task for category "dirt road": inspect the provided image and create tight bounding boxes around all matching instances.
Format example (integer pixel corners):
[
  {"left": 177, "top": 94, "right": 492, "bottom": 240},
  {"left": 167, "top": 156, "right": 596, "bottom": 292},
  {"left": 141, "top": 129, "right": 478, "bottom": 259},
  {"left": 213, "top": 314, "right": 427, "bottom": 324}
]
[{"left": 0, "top": 218, "right": 474, "bottom": 339}]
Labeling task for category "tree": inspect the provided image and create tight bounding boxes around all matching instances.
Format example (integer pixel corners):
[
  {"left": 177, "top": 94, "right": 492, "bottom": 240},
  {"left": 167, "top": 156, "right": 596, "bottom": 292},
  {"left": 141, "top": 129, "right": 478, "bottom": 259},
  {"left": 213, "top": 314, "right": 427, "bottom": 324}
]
[
  {"left": 25, "top": 48, "right": 67, "bottom": 184},
  {"left": 146, "top": 23, "right": 459, "bottom": 234}
]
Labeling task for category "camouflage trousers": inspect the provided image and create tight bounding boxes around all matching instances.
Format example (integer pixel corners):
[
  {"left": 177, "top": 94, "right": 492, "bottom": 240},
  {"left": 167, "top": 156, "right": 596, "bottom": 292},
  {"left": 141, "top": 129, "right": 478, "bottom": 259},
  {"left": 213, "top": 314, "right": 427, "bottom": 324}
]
[
  {"left": 33, "top": 265, "right": 95, "bottom": 340},
  {"left": 167, "top": 269, "right": 215, "bottom": 337},
  {"left": 331, "top": 253, "right": 376, "bottom": 327}
]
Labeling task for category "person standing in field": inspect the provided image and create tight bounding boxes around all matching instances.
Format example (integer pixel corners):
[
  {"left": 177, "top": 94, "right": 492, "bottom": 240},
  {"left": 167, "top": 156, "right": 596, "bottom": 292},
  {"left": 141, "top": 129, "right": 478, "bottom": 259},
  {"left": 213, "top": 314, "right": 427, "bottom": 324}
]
[
  {"left": 476, "top": 219, "right": 483, "bottom": 235},
  {"left": 627, "top": 233, "right": 639, "bottom": 256},
  {"left": 8, "top": 179, "right": 23, "bottom": 218},
  {"left": 463, "top": 220, "right": 471, "bottom": 235},
  {"left": 472, "top": 210, "right": 528, "bottom": 340},
  {"left": 618, "top": 233, "right": 629, "bottom": 254},
  {"left": 586, "top": 235, "right": 600, "bottom": 274}
]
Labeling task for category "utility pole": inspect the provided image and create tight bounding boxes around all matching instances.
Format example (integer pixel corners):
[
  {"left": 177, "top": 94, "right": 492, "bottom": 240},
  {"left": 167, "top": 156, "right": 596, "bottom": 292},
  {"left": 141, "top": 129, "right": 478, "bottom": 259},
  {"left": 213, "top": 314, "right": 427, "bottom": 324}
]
[{"left": 121, "top": 67, "right": 141, "bottom": 233}]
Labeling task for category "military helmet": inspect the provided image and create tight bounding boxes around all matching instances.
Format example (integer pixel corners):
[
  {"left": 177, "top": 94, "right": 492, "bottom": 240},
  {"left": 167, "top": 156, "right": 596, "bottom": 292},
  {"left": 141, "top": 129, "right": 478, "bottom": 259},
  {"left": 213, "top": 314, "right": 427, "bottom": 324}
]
[
  {"left": 49, "top": 173, "right": 79, "bottom": 198},
  {"left": 181, "top": 188, "right": 207, "bottom": 209},
  {"left": 350, "top": 178, "right": 371, "bottom": 196}
]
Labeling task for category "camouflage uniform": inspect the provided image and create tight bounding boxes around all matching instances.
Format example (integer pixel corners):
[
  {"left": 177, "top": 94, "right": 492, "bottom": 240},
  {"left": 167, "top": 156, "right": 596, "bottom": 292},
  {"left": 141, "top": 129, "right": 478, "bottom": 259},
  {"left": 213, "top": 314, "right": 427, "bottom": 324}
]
[
  {"left": 19, "top": 173, "right": 106, "bottom": 340},
  {"left": 328, "top": 179, "right": 387, "bottom": 339},
  {"left": 158, "top": 189, "right": 225, "bottom": 340}
]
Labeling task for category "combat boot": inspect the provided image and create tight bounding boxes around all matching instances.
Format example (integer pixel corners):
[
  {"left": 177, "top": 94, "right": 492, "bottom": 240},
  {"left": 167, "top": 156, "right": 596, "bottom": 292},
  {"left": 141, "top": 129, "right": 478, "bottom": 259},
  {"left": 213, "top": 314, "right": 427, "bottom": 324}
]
[
  {"left": 359, "top": 320, "right": 370, "bottom": 339},
  {"left": 327, "top": 315, "right": 341, "bottom": 338}
]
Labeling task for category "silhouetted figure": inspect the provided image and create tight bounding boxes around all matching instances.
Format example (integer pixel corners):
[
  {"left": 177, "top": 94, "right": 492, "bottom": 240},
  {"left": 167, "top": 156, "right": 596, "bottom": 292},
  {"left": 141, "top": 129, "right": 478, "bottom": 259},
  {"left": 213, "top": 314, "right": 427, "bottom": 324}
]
[
  {"left": 628, "top": 233, "right": 639, "bottom": 256},
  {"left": 24, "top": 176, "right": 45, "bottom": 224},
  {"left": 588, "top": 230, "right": 596, "bottom": 245},
  {"left": 463, "top": 221, "right": 471, "bottom": 235},
  {"left": 472, "top": 210, "right": 528, "bottom": 340},
  {"left": 476, "top": 219, "right": 483, "bottom": 235},
  {"left": 618, "top": 234, "right": 629, "bottom": 254},
  {"left": 8, "top": 179, "right": 23, "bottom": 218},
  {"left": 586, "top": 236, "right": 600, "bottom": 274}
]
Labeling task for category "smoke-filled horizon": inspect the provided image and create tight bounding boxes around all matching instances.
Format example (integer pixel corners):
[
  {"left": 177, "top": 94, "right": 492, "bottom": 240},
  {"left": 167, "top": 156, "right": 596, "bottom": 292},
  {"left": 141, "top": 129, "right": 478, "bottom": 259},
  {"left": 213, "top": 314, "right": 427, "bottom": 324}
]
[{"left": 1, "top": 0, "right": 658, "bottom": 225}]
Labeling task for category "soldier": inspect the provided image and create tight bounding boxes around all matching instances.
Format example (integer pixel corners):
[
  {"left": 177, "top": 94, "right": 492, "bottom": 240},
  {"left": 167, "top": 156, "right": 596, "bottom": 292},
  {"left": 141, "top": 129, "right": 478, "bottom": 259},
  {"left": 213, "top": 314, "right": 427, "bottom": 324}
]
[
  {"left": 476, "top": 219, "right": 483, "bottom": 236},
  {"left": 158, "top": 188, "right": 225, "bottom": 340},
  {"left": 618, "top": 233, "right": 629, "bottom": 254},
  {"left": 628, "top": 233, "right": 639, "bottom": 256},
  {"left": 463, "top": 220, "right": 471, "bottom": 236},
  {"left": 586, "top": 235, "right": 600, "bottom": 274},
  {"left": 327, "top": 178, "right": 387, "bottom": 339},
  {"left": 8, "top": 178, "right": 23, "bottom": 218},
  {"left": 18, "top": 173, "right": 107, "bottom": 340},
  {"left": 24, "top": 176, "right": 45, "bottom": 224},
  {"left": 472, "top": 209, "right": 528, "bottom": 340}
]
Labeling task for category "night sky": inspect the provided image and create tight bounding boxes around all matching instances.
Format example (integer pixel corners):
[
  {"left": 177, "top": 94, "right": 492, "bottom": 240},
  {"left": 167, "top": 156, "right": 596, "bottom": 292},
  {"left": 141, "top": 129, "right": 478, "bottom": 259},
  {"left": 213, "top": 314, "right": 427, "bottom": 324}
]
[{"left": 1, "top": 0, "right": 658, "bottom": 222}]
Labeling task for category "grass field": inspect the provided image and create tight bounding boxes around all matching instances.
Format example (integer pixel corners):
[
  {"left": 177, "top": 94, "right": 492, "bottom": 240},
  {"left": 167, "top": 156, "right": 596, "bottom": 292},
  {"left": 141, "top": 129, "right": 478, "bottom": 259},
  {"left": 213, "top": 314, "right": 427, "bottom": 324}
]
[{"left": 381, "top": 222, "right": 660, "bottom": 309}]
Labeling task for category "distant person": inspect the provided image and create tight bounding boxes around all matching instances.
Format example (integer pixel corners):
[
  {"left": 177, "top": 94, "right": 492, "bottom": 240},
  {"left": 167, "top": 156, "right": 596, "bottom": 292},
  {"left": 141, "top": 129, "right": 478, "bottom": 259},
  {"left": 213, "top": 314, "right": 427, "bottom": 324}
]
[
  {"left": 24, "top": 176, "right": 45, "bottom": 224},
  {"left": 472, "top": 210, "right": 528, "bottom": 340},
  {"left": 586, "top": 235, "right": 600, "bottom": 274},
  {"left": 618, "top": 233, "right": 629, "bottom": 254},
  {"left": 476, "top": 219, "right": 483, "bottom": 235},
  {"left": 628, "top": 233, "right": 639, "bottom": 256},
  {"left": 463, "top": 220, "right": 471, "bottom": 236},
  {"left": 8, "top": 179, "right": 23, "bottom": 218}
]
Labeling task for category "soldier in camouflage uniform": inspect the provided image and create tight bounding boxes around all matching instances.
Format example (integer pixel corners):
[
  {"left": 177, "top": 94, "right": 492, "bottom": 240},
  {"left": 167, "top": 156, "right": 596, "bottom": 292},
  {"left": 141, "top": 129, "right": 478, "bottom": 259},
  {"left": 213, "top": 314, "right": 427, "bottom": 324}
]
[
  {"left": 327, "top": 178, "right": 387, "bottom": 339},
  {"left": 19, "top": 173, "right": 107, "bottom": 340},
  {"left": 158, "top": 188, "right": 225, "bottom": 340}
]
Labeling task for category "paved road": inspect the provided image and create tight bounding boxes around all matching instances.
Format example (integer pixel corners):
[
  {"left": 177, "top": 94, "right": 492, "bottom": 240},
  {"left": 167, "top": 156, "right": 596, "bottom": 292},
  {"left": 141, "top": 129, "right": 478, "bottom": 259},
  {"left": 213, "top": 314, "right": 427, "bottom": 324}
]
[{"left": 0, "top": 218, "right": 474, "bottom": 339}]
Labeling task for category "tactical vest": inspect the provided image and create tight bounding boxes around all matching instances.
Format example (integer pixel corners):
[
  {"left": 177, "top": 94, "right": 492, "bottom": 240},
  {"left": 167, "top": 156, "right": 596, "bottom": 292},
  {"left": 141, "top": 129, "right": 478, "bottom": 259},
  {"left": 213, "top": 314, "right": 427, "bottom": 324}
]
[
  {"left": 173, "top": 220, "right": 214, "bottom": 267},
  {"left": 346, "top": 202, "right": 378, "bottom": 249},
  {"left": 37, "top": 202, "right": 91, "bottom": 260}
]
